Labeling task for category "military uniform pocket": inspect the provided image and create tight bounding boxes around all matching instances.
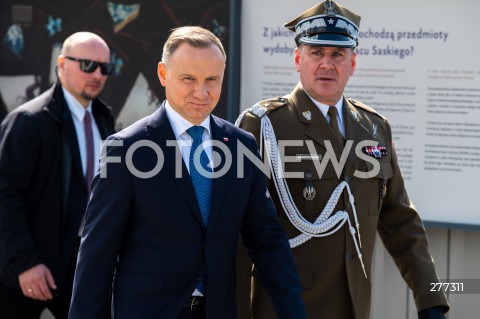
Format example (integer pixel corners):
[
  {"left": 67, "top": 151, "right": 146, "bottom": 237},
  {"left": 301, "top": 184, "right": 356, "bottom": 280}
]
[
  {"left": 296, "top": 264, "right": 316, "bottom": 289},
  {"left": 367, "top": 161, "right": 393, "bottom": 215}
]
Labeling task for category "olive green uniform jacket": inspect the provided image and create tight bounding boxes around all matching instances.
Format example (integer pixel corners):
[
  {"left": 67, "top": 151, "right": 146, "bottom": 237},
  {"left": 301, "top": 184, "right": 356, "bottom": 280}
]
[{"left": 236, "top": 83, "right": 449, "bottom": 319}]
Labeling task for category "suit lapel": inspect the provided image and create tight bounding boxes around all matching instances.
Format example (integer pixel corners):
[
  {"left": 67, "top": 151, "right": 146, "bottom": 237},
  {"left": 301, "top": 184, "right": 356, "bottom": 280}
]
[
  {"left": 59, "top": 101, "right": 85, "bottom": 188},
  {"left": 92, "top": 101, "right": 110, "bottom": 139},
  {"left": 147, "top": 104, "right": 205, "bottom": 229},
  {"left": 44, "top": 85, "right": 77, "bottom": 211},
  {"left": 206, "top": 116, "right": 235, "bottom": 233},
  {"left": 147, "top": 107, "right": 236, "bottom": 232}
]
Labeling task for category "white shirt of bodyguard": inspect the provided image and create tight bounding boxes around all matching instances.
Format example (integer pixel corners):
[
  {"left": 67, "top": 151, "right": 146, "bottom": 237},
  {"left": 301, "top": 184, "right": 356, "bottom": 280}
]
[
  {"left": 62, "top": 87, "right": 102, "bottom": 178},
  {"left": 164, "top": 101, "right": 214, "bottom": 172}
]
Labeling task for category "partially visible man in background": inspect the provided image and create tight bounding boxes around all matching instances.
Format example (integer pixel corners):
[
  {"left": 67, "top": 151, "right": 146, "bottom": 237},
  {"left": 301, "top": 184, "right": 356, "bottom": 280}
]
[
  {"left": 236, "top": 1, "right": 449, "bottom": 319},
  {"left": 0, "top": 31, "right": 115, "bottom": 319}
]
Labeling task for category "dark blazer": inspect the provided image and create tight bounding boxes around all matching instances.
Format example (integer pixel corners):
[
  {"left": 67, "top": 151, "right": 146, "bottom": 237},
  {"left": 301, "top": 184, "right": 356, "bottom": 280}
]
[
  {"left": 69, "top": 104, "right": 306, "bottom": 319},
  {"left": 236, "top": 83, "right": 449, "bottom": 319},
  {"left": 0, "top": 83, "right": 115, "bottom": 290}
]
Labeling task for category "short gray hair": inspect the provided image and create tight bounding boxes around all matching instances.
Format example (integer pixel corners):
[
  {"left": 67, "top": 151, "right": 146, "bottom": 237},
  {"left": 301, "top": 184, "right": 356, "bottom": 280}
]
[{"left": 162, "top": 26, "right": 226, "bottom": 63}]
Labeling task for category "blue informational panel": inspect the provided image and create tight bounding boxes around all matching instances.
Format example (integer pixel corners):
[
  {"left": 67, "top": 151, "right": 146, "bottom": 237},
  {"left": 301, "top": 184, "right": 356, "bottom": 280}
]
[{"left": 240, "top": 0, "right": 480, "bottom": 226}]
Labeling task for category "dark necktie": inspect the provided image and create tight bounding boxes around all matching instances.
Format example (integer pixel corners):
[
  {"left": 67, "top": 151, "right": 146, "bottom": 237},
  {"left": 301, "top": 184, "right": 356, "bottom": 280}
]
[
  {"left": 186, "top": 126, "right": 212, "bottom": 295},
  {"left": 84, "top": 111, "right": 95, "bottom": 195},
  {"left": 327, "top": 106, "right": 344, "bottom": 144}
]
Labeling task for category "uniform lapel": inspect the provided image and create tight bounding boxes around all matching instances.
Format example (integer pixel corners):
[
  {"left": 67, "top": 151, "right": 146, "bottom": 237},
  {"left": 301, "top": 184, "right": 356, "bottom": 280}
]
[
  {"left": 343, "top": 98, "right": 372, "bottom": 175},
  {"left": 147, "top": 104, "right": 205, "bottom": 229}
]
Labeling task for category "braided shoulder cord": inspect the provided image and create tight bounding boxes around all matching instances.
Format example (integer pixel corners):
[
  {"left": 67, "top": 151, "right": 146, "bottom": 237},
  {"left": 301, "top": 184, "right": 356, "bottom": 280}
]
[
  {"left": 236, "top": 107, "right": 366, "bottom": 277},
  {"left": 235, "top": 104, "right": 265, "bottom": 158},
  {"left": 261, "top": 114, "right": 367, "bottom": 278}
]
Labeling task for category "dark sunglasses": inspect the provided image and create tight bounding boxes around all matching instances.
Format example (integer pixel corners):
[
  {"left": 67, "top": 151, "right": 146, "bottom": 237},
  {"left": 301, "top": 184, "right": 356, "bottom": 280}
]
[{"left": 65, "top": 56, "right": 114, "bottom": 75}]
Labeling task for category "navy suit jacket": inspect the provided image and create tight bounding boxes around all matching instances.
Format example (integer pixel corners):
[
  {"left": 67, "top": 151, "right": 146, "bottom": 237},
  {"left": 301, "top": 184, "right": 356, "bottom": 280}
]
[{"left": 69, "top": 104, "right": 306, "bottom": 319}]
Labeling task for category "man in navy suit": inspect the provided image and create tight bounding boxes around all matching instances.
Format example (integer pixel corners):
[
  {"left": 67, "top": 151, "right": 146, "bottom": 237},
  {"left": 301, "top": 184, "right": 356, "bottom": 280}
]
[{"left": 69, "top": 26, "right": 307, "bottom": 319}]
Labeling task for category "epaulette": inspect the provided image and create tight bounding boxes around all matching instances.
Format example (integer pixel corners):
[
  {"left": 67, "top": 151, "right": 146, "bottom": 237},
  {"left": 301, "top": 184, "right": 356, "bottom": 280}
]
[
  {"left": 348, "top": 98, "right": 386, "bottom": 119},
  {"left": 246, "top": 96, "right": 289, "bottom": 118}
]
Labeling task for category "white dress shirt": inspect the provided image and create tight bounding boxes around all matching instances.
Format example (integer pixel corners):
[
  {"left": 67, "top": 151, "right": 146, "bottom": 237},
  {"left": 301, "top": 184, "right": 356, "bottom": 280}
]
[
  {"left": 164, "top": 101, "right": 213, "bottom": 172},
  {"left": 62, "top": 88, "right": 102, "bottom": 177}
]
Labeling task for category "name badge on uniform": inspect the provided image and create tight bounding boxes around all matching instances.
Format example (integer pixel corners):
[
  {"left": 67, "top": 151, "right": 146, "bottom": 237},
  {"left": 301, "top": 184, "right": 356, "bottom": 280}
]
[{"left": 296, "top": 154, "right": 322, "bottom": 161}]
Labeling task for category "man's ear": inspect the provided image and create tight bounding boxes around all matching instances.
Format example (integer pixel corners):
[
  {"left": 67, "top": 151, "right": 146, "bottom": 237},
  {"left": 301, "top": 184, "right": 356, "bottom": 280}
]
[
  {"left": 350, "top": 50, "right": 357, "bottom": 76},
  {"left": 57, "top": 55, "right": 66, "bottom": 75},
  {"left": 157, "top": 62, "right": 167, "bottom": 87},
  {"left": 294, "top": 48, "right": 301, "bottom": 72}
]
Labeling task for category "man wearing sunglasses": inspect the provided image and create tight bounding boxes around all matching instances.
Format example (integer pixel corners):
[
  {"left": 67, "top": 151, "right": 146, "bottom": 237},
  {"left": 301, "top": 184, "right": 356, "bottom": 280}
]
[{"left": 0, "top": 32, "right": 115, "bottom": 318}]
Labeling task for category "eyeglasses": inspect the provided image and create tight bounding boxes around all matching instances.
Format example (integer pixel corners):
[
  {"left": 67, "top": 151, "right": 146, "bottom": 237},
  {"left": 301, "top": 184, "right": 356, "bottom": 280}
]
[{"left": 65, "top": 56, "right": 114, "bottom": 75}]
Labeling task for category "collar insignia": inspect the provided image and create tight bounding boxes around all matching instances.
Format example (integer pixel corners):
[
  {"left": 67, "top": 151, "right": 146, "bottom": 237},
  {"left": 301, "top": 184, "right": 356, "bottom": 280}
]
[
  {"left": 372, "top": 123, "right": 378, "bottom": 140},
  {"left": 350, "top": 109, "right": 360, "bottom": 122},
  {"left": 302, "top": 110, "right": 312, "bottom": 121}
]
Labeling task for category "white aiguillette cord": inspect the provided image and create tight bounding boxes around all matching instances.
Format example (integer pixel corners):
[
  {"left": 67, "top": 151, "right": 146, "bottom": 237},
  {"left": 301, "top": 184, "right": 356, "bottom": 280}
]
[{"left": 236, "top": 106, "right": 367, "bottom": 278}]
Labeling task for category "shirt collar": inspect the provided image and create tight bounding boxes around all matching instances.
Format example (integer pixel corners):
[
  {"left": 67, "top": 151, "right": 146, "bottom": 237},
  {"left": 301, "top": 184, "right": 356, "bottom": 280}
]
[
  {"left": 62, "top": 87, "right": 93, "bottom": 121},
  {"left": 305, "top": 94, "right": 344, "bottom": 125},
  {"left": 164, "top": 101, "right": 211, "bottom": 139}
]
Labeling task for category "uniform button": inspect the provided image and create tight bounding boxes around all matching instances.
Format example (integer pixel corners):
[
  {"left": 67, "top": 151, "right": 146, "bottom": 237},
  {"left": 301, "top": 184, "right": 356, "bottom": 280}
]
[
  {"left": 345, "top": 176, "right": 350, "bottom": 182},
  {"left": 347, "top": 252, "right": 356, "bottom": 260},
  {"left": 305, "top": 171, "right": 313, "bottom": 179}
]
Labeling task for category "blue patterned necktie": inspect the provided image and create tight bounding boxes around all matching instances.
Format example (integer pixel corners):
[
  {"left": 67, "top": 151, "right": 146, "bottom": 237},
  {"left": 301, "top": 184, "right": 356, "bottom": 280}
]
[
  {"left": 186, "top": 125, "right": 212, "bottom": 295},
  {"left": 187, "top": 126, "right": 212, "bottom": 226}
]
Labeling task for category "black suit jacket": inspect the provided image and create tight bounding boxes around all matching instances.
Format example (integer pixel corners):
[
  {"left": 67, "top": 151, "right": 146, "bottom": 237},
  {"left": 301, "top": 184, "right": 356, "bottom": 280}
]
[
  {"left": 69, "top": 104, "right": 306, "bottom": 319},
  {"left": 0, "top": 83, "right": 115, "bottom": 290}
]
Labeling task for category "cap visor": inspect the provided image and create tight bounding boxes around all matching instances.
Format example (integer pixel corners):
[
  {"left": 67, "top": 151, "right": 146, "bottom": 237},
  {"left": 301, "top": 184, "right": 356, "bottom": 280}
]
[{"left": 298, "top": 33, "right": 356, "bottom": 47}]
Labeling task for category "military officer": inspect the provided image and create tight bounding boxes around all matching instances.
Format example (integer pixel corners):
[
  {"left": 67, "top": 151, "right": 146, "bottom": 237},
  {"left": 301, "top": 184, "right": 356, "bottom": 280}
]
[{"left": 235, "top": 1, "right": 450, "bottom": 318}]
